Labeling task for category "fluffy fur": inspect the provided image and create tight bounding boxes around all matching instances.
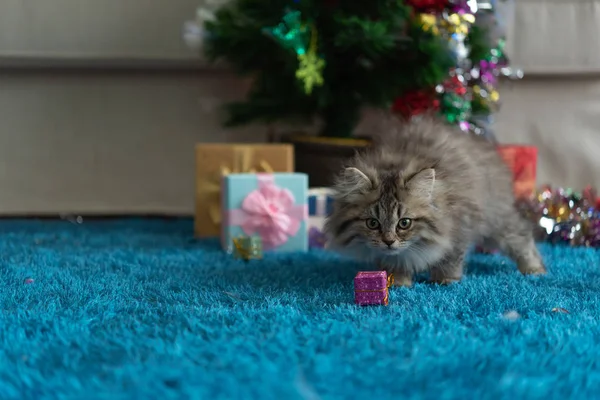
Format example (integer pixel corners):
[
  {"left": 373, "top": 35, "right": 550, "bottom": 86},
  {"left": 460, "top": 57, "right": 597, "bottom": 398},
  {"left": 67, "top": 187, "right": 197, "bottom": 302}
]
[{"left": 324, "top": 116, "right": 546, "bottom": 286}]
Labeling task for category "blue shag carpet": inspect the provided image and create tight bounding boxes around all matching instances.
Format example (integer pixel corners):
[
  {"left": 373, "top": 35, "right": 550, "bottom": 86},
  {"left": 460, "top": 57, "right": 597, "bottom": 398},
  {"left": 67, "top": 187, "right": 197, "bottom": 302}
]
[{"left": 1, "top": 218, "right": 600, "bottom": 400}]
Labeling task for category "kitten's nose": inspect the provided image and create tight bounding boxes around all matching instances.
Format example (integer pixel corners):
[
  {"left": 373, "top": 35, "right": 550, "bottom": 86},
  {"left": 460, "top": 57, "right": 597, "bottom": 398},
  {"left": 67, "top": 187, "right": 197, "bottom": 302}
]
[{"left": 383, "top": 239, "right": 396, "bottom": 247}]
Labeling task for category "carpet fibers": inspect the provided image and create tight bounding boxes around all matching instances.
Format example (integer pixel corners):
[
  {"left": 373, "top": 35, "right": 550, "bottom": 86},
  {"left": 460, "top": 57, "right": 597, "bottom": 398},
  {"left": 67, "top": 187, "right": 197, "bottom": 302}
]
[{"left": 1, "top": 218, "right": 600, "bottom": 399}]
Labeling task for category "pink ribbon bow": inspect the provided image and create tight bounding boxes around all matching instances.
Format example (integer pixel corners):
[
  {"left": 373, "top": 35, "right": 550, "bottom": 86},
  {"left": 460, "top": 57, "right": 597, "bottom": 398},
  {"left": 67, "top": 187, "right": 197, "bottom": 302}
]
[{"left": 226, "top": 175, "right": 307, "bottom": 249}]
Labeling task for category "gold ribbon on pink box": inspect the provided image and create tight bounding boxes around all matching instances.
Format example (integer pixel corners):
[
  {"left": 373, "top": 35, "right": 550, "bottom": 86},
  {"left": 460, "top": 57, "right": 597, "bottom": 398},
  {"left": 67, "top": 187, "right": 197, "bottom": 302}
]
[
  {"left": 223, "top": 174, "right": 308, "bottom": 251},
  {"left": 497, "top": 145, "right": 537, "bottom": 199}
]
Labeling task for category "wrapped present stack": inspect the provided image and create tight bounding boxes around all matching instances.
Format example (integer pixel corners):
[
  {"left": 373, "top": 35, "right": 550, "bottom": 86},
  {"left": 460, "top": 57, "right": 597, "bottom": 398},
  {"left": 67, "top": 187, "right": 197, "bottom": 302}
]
[
  {"left": 195, "top": 143, "right": 315, "bottom": 256},
  {"left": 195, "top": 144, "right": 294, "bottom": 238}
]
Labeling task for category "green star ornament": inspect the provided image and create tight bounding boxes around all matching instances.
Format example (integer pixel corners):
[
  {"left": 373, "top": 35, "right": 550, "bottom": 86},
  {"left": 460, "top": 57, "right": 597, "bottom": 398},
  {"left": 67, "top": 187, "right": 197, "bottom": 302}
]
[{"left": 296, "top": 52, "right": 325, "bottom": 95}]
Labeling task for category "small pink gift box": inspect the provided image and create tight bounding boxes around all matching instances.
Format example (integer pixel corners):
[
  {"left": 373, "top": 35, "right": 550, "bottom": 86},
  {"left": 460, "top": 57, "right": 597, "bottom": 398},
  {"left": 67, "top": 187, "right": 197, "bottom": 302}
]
[{"left": 354, "top": 271, "right": 393, "bottom": 306}]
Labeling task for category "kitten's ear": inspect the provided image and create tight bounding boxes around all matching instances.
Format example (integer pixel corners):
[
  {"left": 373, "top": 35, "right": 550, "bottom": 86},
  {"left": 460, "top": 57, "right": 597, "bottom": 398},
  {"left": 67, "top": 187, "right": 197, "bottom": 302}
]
[
  {"left": 335, "top": 167, "right": 374, "bottom": 199},
  {"left": 405, "top": 168, "right": 435, "bottom": 199},
  {"left": 343, "top": 167, "right": 372, "bottom": 188}
]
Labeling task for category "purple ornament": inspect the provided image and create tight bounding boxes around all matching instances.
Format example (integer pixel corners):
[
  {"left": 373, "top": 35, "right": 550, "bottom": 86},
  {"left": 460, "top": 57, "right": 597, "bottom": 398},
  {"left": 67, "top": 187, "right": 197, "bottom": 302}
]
[
  {"left": 458, "top": 121, "right": 470, "bottom": 132},
  {"left": 479, "top": 60, "right": 498, "bottom": 84},
  {"left": 450, "top": 0, "right": 477, "bottom": 14}
]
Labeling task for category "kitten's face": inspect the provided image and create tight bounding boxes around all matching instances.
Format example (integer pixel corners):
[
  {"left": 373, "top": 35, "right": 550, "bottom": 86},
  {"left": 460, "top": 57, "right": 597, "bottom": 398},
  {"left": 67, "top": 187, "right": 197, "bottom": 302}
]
[
  {"left": 326, "top": 167, "right": 443, "bottom": 257},
  {"left": 354, "top": 190, "right": 434, "bottom": 254}
]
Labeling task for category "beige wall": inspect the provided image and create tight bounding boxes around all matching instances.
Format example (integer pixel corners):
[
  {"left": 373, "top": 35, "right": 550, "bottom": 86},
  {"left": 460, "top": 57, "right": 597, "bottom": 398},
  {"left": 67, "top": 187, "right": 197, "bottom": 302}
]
[
  {"left": 0, "top": 0, "right": 597, "bottom": 216},
  {"left": 0, "top": 69, "right": 263, "bottom": 215},
  {"left": 0, "top": 0, "right": 202, "bottom": 65}
]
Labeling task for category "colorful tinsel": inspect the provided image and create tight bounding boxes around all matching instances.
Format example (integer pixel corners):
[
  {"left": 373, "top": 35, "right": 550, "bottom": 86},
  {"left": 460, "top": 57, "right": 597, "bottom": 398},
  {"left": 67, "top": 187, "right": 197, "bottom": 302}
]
[
  {"left": 395, "top": 0, "right": 522, "bottom": 141},
  {"left": 517, "top": 186, "right": 600, "bottom": 248}
]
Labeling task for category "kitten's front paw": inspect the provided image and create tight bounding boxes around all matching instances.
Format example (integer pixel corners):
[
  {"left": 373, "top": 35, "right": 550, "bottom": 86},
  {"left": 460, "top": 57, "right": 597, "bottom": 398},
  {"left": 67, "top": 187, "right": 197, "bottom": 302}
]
[
  {"left": 429, "top": 267, "right": 462, "bottom": 285},
  {"left": 518, "top": 262, "right": 547, "bottom": 276},
  {"left": 391, "top": 273, "right": 413, "bottom": 288},
  {"left": 429, "top": 277, "right": 461, "bottom": 286},
  {"left": 379, "top": 265, "right": 413, "bottom": 288}
]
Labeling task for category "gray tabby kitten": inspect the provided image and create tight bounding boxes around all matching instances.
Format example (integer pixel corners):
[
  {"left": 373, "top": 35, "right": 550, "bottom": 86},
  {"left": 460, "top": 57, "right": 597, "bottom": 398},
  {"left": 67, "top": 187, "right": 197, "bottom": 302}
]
[{"left": 324, "top": 116, "right": 545, "bottom": 286}]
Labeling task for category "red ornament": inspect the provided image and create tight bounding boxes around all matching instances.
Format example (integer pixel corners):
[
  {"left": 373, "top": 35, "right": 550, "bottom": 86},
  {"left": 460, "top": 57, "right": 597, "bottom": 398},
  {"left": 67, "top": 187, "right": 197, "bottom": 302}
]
[
  {"left": 392, "top": 90, "right": 440, "bottom": 118},
  {"left": 405, "top": 0, "right": 450, "bottom": 13},
  {"left": 443, "top": 75, "right": 467, "bottom": 96}
]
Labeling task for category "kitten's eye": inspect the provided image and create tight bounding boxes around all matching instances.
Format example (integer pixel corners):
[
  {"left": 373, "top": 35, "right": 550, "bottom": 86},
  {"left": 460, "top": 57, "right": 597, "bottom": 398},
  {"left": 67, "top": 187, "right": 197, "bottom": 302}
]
[
  {"left": 398, "top": 218, "right": 412, "bottom": 230},
  {"left": 365, "top": 218, "right": 380, "bottom": 230}
]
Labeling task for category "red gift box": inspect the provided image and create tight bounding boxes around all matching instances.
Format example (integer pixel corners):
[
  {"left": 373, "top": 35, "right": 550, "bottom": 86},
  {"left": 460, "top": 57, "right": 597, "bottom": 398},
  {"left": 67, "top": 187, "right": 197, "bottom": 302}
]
[{"left": 497, "top": 145, "right": 537, "bottom": 199}]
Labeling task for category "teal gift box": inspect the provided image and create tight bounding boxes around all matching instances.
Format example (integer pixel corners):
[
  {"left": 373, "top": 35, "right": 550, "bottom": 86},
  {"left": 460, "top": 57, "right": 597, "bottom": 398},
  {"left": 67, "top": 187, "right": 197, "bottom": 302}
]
[{"left": 221, "top": 173, "right": 309, "bottom": 253}]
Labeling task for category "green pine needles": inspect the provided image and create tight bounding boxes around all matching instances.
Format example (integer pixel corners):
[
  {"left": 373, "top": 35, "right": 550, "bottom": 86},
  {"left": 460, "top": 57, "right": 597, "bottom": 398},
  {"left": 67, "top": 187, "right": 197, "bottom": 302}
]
[{"left": 203, "top": 0, "right": 456, "bottom": 138}]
